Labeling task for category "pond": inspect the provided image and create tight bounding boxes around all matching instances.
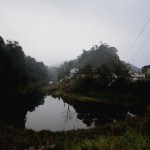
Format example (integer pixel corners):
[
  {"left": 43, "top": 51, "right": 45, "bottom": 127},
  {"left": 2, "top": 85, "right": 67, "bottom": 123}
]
[
  {"left": 25, "top": 96, "right": 90, "bottom": 131},
  {"left": 25, "top": 95, "right": 128, "bottom": 131},
  {"left": 1, "top": 92, "right": 145, "bottom": 132}
]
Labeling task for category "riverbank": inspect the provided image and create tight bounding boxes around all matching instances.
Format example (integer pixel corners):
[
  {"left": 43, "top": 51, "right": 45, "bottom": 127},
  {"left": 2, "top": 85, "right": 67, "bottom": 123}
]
[
  {"left": 0, "top": 115, "right": 150, "bottom": 150},
  {"left": 1, "top": 85, "right": 150, "bottom": 150},
  {"left": 1, "top": 81, "right": 148, "bottom": 149},
  {"left": 42, "top": 82, "right": 146, "bottom": 108}
]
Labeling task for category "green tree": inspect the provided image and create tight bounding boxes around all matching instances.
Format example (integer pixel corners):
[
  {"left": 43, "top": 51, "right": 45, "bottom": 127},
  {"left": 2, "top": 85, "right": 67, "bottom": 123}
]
[
  {"left": 0, "top": 36, "right": 50, "bottom": 96},
  {"left": 96, "top": 64, "right": 113, "bottom": 88}
]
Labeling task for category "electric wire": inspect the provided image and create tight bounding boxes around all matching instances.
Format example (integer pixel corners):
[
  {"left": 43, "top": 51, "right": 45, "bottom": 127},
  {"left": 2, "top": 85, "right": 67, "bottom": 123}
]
[
  {"left": 125, "top": 18, "right": 150, "bottom": 59},
  {"left": 129, "top": 34, "right": 150, "bottom": 62}
]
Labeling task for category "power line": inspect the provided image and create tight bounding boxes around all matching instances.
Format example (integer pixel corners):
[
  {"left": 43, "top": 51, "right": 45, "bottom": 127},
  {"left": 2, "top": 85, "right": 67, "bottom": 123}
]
[
  {"left": 129, "top": 34, "right": 150, "bottom": 62},
  {"left": 125, "top": 17, "right": 150, "bottom": 59}
]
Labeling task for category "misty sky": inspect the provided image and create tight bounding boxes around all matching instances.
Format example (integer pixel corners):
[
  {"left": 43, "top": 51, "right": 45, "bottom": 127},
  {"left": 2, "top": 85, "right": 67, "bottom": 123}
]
[{"left": 0, "top": 0, "right": 150, "bottom": 68}]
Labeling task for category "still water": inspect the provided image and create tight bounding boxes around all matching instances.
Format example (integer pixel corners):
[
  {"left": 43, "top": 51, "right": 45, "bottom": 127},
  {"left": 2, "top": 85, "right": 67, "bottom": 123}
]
[
  {"left": 2, "top": 91, "right": 145, "bottom": 132},
  {"left": 25, "top": 96, "right": 89, "bottom": 131},
  {"left": 25, "top": 95, "right": 128, "bottom": 131}
]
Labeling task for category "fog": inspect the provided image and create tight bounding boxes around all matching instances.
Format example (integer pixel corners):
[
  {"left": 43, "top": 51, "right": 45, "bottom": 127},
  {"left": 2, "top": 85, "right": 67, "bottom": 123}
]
[{"left": 0, "top": 0, "right": 150, "bottom": 67}]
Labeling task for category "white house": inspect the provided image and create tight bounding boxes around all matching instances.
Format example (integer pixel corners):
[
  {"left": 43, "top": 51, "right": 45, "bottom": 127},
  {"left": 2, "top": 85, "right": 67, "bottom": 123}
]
[
  {"left": 131, "top": 73, "right": 145, "bottom": 81},
  {"left": 70, "top": 68, "right": 79, "bottom": 77}
]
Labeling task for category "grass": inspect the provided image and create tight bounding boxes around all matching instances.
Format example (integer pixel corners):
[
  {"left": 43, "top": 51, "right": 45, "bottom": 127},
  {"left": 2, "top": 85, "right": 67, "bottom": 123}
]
[
  {"left": 66, "top": 132, "right": 149, "bottom": 150},
  {"left": 42, "top": 79, "right": 150, "bottom": 108},
  {"left": 0, "top": 117, "right": 150, "bottom": 150},
  {"left": 42, "top": 83, "right": 142, "bottom": 107},
  {"left": 6, "top": 82, "right": 148, "bottom": 149}
]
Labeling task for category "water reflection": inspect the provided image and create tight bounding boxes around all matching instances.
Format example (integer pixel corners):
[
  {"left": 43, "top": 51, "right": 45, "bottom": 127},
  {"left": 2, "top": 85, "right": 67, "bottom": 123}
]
[
  {"left": 63, "top": 105, "right": 75, "bottom": 122},
  {"left": 25, "top": 96, "right": 128, "bottom": 131},
  {"left": 71, "top": 101, "right": 128, "bottom": 127},
  {"left": 25, "top": 96, "right": 88, "bottom": 131},
  {"left": 0, "top": 90, "right": 45, "bottom": 128},
  {"left": 0, "top": 93, "right": 145, "bottom": 131}
]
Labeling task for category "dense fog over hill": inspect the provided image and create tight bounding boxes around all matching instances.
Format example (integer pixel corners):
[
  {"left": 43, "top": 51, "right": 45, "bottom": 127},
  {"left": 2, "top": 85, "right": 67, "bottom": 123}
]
[{"left": 0, "top": 0, "right": 150, "bottom": 67}]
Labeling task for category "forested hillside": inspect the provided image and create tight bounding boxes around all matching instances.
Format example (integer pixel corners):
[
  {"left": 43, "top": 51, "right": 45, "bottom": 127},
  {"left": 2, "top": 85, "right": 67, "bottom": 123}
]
[
  {"left": 0, "top": 36, "right": 50, "bottom": 96},
  {"left": 55, "top": 44, "right": 129, "bottom": 79}
]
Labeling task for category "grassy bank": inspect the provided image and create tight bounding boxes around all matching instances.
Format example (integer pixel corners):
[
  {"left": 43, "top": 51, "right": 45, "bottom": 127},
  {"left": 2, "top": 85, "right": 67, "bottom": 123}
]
[
  {"left": 42, "top": 78, "right": 150, "bottom": 108},
  {"left": 42, "top": 82, "right": 143, "bottom": 107},
  {"left": 12, "top": 82, "right": 148, "bottom": 150},
  {"left": 1, "top": 87, "right": 150, "bottom": 149},
  {"left": 0, "top": 116, "right": 150, "bottom": 150}
]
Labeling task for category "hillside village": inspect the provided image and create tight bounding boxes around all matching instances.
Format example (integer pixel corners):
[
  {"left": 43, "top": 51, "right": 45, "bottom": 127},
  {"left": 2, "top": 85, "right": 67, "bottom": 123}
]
[
  {"left": 1, "top": 0, "right": 150, "bottom": 148},
  {"left": 69, "top": 65, "right": 150, "bottom": 79},
  {"left": 1, "top": 37, "right": 150, "bottom": 150},
  {"left": 48, "top": 44, "right": 150, "bottom": 85},
  {"left": 129, "top": 65, "right": 150, "bottom": 81},
  {"left": 49, "top": 64, "right": 150, "bottom": 85}
]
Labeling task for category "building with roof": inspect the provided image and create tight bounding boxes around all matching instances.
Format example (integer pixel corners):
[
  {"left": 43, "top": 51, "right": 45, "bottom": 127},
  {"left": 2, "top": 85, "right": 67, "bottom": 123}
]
[{"left": 142, "top": 65, "right": 150, "bottom": 78}]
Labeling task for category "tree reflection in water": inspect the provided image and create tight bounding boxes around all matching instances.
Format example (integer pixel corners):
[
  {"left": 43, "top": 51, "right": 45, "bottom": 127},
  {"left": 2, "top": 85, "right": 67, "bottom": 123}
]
[
  {"left": 69, "top": 101, "right": 128, "bottom": 127},
  {"left": 63, "top": 103, "right": 75, "bottom": 123},
  {"left": 61, "top": 99, "right": 128, "bottom": 128},
  {"left": 0, "top": 90, "right": 45, "bottom": 128},
  {"left": 1, "top": 92, "right": 138, "bottom": 131}
]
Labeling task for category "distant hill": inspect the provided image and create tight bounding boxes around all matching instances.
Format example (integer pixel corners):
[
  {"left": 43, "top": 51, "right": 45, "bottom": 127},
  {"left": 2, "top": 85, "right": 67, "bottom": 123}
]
[
  {"left": 55, "top": 43, "right": 129, "bottom": 79},
  {"left": 74, "top": 44, "right": 119, "bottom": 68},
  {"left": 128, "top": 64, "right": 141, "bottom": 73}
]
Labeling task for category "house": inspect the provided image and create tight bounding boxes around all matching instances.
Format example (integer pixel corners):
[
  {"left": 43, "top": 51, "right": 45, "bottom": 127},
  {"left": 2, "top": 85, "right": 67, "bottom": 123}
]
[
  {"left": 70, "top": 68, "right": 79, "bottom": 77},
  {"left": 77, "top": 68, "right": 100, "bottom": 79},
  {"left": 142, "top": 65, "right": 150, "bottom": 78},
  {"left": 131, "top": 73, "right": 145, "bottom": 81}
]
